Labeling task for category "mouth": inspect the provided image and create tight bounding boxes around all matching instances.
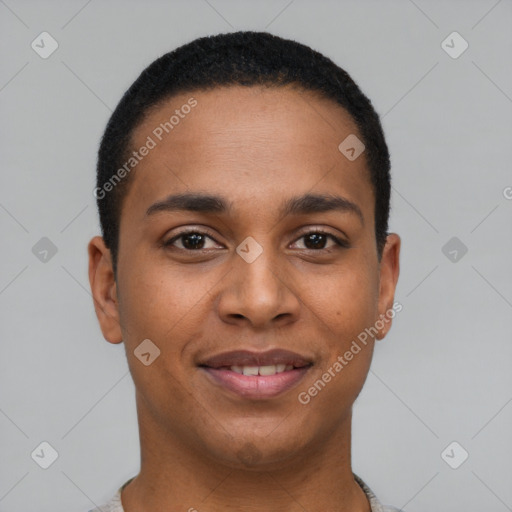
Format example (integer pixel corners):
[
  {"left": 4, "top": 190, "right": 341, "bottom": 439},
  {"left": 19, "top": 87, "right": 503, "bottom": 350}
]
[{"left": 198, "top": 349, "right": 313, "bottom": 400}]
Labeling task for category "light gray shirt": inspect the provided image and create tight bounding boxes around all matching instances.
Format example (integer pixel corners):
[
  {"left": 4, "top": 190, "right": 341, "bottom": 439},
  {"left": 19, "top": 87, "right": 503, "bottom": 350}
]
[{"left": 89, "top": 473, "right": 402, "bottom": 512}]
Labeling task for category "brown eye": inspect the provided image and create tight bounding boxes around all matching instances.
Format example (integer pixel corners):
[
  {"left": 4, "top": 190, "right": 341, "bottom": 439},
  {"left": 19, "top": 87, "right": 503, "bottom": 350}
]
[
  {"left": 165, "top": 231, "right": 221, "bottom": 251},
  {"left": 303, "top": 233, "right": 328, "bottom": 249},
  {"left": 291, "top": 230, "right": 349, "bottom": 251}
]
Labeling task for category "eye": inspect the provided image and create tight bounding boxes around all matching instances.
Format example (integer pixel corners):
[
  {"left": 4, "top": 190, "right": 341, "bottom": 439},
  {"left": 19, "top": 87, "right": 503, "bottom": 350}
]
[
  {"left": 163, "top": 228, "right": 349, "bottom": 253},
  {"left": 291, "top": 230, "right": 349, "bottom": 251},
  {"left": 164, "top": 230, "right": 223, "bottom": 251}
]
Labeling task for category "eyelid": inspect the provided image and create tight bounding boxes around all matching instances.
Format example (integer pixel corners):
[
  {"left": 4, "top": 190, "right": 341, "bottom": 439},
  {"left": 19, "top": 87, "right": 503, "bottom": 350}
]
[
  {"left": 294, "top": 226, "right": 348, "bottom": 240},
  {"left": 291, "top": 228, "right": 349, "bottom": 249},
  {"left": 164, "top": 227, "right": 224, "bottom": 248},
  {"left": 163, "top": 226, "right": 350, "bottom": 250}
]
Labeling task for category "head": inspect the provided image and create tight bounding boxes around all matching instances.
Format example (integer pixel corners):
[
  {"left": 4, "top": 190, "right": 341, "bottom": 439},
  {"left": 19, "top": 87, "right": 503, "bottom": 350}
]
[
  {"left": 89, "top": 31, "right": 400, "bottom": 470},
  {"left": 95, "top": 31, "right": 391, "bottom": 277}
]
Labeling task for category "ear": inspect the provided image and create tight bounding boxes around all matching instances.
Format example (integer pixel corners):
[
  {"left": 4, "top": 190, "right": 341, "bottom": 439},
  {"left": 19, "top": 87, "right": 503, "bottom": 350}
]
[
  {"left": 376, "top": 233, "right": 401, "bottom": 340},
  {"left": 88, "top": 236, "right": 123, "bottom": 344}
]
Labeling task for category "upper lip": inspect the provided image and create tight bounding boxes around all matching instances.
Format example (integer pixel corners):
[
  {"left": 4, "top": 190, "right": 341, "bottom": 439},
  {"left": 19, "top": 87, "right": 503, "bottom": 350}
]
[{"left": 199, "top": 349, "right": 313, "bottom": 369}]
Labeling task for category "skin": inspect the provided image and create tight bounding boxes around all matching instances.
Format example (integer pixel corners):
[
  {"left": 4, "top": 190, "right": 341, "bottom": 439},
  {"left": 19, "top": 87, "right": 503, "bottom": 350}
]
[{"left": 88, "top": 84, "right": 400, "bottom": 512}]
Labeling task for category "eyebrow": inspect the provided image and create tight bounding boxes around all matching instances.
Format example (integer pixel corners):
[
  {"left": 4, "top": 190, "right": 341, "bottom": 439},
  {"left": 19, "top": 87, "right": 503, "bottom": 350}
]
[{"left": 145, "top": 192, "right": 364, "bottom": 225}]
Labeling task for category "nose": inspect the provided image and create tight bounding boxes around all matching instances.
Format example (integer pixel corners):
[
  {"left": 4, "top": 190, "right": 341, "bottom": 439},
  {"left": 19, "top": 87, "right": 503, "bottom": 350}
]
[{"left": 216, "top": 245, "right": 301, "bottom": 330}]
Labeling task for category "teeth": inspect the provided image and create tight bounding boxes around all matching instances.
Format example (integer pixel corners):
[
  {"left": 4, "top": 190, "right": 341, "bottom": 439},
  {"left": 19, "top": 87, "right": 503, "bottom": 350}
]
[
  {"left": 230, "top": 364, "right": 293, "bottom": 375},
  {"left": 259, "top": 365, "right": 277, "bottom": 376},
  {"left": 242, "top": 366, "right": 259, "bottom": 376}
]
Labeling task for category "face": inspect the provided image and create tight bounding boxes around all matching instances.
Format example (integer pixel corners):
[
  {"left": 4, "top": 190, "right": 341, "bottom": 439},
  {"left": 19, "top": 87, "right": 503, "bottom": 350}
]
[{"left": 89, "top": 85, "right": 400, "bottom": 469}]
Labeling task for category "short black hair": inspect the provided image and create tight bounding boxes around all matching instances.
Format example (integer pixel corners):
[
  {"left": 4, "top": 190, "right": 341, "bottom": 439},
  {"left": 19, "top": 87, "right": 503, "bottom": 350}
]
[{"left": 96, "top": 31, "right": 390, "bottom": 277}]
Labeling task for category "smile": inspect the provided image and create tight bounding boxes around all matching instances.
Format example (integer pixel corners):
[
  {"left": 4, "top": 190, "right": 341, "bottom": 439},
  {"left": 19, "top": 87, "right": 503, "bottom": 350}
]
[{"left": 198, "top": 349, "right": 313, "bottom": 399}]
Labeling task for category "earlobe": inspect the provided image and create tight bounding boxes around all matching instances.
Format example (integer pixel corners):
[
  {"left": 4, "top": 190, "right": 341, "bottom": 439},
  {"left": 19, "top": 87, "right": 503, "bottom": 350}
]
[
  {"left": 87, "top": 236, "right": 123, "bottom": 344},
  {"left": 376, "top": 233, "right": 401, "bottom": 340}
]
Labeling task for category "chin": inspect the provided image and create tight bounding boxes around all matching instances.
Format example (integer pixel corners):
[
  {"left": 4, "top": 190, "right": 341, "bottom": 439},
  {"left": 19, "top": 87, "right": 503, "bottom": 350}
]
[{"left": 202, "top": 431, "right": 310, "bottom": 472}]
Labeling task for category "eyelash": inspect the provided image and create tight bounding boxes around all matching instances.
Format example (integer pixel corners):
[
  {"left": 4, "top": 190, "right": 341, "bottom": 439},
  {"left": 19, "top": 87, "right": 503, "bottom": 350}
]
[{"left": 163, "top": 228, "right": 349, "bottom": 252}]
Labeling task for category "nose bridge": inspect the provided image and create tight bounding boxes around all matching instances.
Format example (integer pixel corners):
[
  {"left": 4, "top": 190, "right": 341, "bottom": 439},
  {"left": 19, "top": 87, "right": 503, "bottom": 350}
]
[
  {"left": 217, "top": 239, "right": 299, "bottom": 328},
  {"left": 241, "top": 246, "right": 281, "bottom": 299}
]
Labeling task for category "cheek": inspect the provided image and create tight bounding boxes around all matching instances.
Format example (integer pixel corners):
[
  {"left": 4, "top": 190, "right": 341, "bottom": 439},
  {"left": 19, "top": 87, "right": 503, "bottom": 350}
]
[
  {"left": 301, "top": 260, "right": 380, "bottom": 396},
  {"left": 116, "top": 266, "right": 203, "bottom": 416},
  {"left": 309, "top": 263, "right": 379, "bottom": 336},
  {"left": 299, "top": 270, "right": 378, "bottom": 414},
  {"left": 116, "top": 261, "right": 219, "bottom": 398},
  {"left": 118, "top": 262, "right": 207, "bottom": 341}
]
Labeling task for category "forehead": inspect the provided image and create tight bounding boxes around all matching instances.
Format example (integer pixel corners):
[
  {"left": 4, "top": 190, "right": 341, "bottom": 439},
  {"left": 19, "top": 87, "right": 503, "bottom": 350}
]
[
  {"left": 124, "top": 85, "right": 373, "bottom": 220},
  {"left": 134, "top": 84, "right": 361, "bottom": 157}
]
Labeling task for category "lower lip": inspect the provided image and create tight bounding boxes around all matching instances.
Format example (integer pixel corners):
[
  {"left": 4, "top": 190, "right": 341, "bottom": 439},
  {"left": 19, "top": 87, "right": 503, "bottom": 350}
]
[{"left": 201, "top": 367, "right": 311, "bottom": 400}]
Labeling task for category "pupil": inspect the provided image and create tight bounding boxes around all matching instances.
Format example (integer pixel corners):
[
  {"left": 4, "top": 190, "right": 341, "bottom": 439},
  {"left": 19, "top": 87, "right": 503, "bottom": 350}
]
[
  {"left": 183, "top": 233, "right": 204, "bottom": 249},
  {"left": 305, "top": 233, "right": 325, "bottom": 249}
]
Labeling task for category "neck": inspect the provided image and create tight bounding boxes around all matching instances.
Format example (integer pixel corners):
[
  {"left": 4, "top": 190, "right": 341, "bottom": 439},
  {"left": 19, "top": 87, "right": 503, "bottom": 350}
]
[{"left": 121, "top": 394, "right": 371, "bottom": 512}]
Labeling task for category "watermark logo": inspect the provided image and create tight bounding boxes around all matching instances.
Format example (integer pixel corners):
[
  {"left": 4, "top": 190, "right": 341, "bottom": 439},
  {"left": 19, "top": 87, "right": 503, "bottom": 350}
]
[
  {"left": 31, "top": 32, "right": 59, "bottom": 59},
  {"left": 441, "top": 441, "right": 469, "bottom": 469},
  {"left": 94, "top": 98, "right": 197, "bottom": 200},
  {"left": 31, "top": 441, "right": 59, "bottom": 469},
  {"left": 32, "top": 237, "right": 58, "bottom": 263},
  {"left": 442, "top": 236, "right": 468, "bottom": 263},
  {"left": 134, "top": 339, "right": 161, "bottom": 366},
  {"left": 298, "top": 301, "right": 403, "bottom": 405},
  {"left": 441, "top": 31, "right": 469, "bottom": 59},
  {"left": 236, "top": 236, "right": 263, "bottom": 263},
  {"left": 338, "top": 134, "right": 365, "bottom": 161}
]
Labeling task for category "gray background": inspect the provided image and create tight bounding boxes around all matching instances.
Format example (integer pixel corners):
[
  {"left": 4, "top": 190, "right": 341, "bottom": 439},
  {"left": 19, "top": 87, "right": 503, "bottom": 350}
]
[{"left": 1, "top": 0, "right": 511, "bottom": 511}]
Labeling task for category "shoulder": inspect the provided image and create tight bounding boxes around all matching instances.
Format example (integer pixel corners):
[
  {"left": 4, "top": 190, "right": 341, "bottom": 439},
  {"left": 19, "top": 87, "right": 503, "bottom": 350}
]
[
  {"left": 353, "top": 473, "right": 403, "bottom": 512},
  {"left": 88, "top": 477, "right": 134, "bottom": 512},
  {"left": 87, "top": 488, "right": 124, "bottom": 512}
]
